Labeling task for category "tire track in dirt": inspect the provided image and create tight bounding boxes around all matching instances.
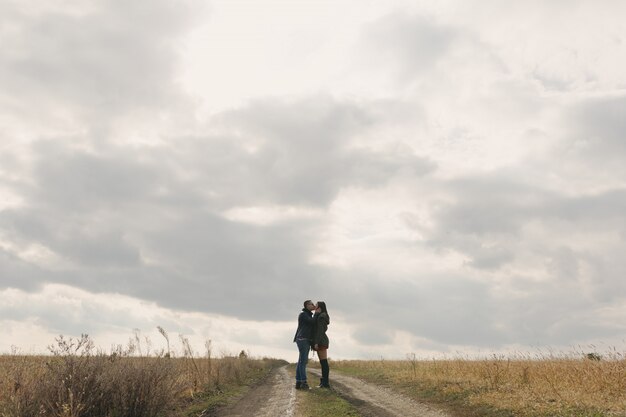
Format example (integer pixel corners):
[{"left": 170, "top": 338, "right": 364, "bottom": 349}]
[
  {"left": 310, "top": 368, "right": 451, "bottom": 417},
  {"left": 210, "top": 365, "right": 295, "bottom": 417}
]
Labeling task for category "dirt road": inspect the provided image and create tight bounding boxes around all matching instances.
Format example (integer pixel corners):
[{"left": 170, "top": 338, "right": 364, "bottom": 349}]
[
  {"left": 208, "top": 365, "right": 296, "bottom": 417},
  {"left": 209, "top": 365, "right": 450, "bottom": 417},
  {"left": 309, "top": 368, "right": 451, "bottom": 417}
]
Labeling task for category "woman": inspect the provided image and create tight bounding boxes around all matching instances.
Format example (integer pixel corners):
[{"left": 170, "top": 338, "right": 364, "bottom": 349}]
[{"left": 312, "top": 301, "right": 331, "bottom": 388}]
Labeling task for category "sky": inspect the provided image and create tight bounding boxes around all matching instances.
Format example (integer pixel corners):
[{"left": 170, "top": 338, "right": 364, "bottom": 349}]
[{"left": 1, "top": 0, "right": 626, "bottom": 360}]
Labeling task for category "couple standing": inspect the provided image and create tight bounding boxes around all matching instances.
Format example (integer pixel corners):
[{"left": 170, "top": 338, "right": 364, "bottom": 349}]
[{"left": 293, "top": 300, "right": 330, "bottom": 390}]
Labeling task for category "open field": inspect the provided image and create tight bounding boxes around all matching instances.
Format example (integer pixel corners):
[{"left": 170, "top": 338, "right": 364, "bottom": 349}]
[
  {"left": 0, "top": 334, "right": 285, "bottom": 417},
  {"left": 3, "top": 336, "right": 625, "bottom": 417},
  {"left": 330, "top": 349, "right": 626, "bottom": 417}
]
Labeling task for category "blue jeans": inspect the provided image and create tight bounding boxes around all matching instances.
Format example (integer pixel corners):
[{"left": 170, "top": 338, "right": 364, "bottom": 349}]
[{"left": 295, "top": 339, "right": 310, "bottom": 382}]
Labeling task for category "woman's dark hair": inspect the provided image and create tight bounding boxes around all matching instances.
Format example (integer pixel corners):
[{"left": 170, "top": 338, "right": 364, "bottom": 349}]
[{"left": 316, "top": 301, "right": 328, "bottom": 315}]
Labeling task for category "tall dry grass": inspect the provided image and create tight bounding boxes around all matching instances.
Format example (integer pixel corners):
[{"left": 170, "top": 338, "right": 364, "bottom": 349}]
[
  {"left": 0, "top": 333, "right": 282, "bottom": 417},
  {"left": 333, "top": 348, "right": 626, "bottom": 416}
]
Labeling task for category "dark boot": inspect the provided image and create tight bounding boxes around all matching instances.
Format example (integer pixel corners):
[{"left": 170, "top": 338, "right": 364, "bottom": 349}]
[
  {"left": 295, "top": 381, "right": 301, "bottom": 389},
  {"left": 320, "top": 359, "right": 330, "bottom": 388},
  {"left": 300, "top": 381, "right": 310, "bottom": 390}
]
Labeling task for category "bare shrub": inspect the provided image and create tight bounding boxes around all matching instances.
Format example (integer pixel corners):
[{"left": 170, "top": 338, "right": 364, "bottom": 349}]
[
  {"left": 0, "top": 352, "right": 47, "bottom": 417},
  {"left": 101, "top": 354, "right": 182, "bottom": 417},
  {"left": 0, "top": 332, "right": 281, "bottom": 417}
]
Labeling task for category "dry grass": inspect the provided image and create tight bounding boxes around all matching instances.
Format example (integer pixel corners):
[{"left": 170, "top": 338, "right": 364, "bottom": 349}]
[
  {"left": 0, "top": 334, "right": 282, "bottom": 417},
  {"left": 332, "top": 349, "right": 626, "bottom": 417}
]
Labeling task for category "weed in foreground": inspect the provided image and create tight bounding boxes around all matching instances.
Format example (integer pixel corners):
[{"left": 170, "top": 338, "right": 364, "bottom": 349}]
[{"left": 0, "top": 333, "right": 283, "bottom": 417}]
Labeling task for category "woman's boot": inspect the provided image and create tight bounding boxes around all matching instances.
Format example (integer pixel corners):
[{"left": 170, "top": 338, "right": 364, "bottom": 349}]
[{"left": 320, "top": 359, "right": 330, "bottom": 388}]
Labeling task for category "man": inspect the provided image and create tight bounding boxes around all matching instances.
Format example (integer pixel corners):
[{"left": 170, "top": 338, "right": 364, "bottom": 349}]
[{"left": 293, "top": 299, "right": 316, "bottom": 389}]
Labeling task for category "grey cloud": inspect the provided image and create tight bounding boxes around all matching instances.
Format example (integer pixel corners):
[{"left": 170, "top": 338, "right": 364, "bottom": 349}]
[
  {"left": 331, "top": 272, "right": 509, "bottom": 347},
  {"left": 60, "top": 232, "right": 141, "bottom": 268},
  {"left": 30, "top": 142, "right": 165, "bottom": 211},
  {"left": 138, "top": 210, "right": 328, "bottom": 319},
  {"left": 1, "top": 143, "right": 169, "bottom": 268},
  {"left": 537, "top": 95, "right": 626, "bottom": 187},
  {"left": 1, "top": 211, "right": 141, "bottom": 268},
  {"left": 495, "top": 269, "right": 625, "bottom": 345},
  {"left": 0, "top": 141, "right": 329, "bottom": 319},
  {"left": 4, "top": 0, "right": 623, "bottom": 354},
  {"left": 351, "top": 327, "right": 394, "bottom": 346},
  {"left": 0, "top": 0, "right": 203, "bottom": 127},
  {"left": 433, "top": 175, "right": 548, "bottom": 237},
  {"left": 357, "top": 12, "right": 458, "bottom": 82},
  {"left": 1, "top": 208, "right": 328, "bottom": 321},
  {"left": 1, "top": 209, "right": 53, "bottom": 245},
  {"left": 339, "top": 263, "right": 624, "bottom": 348},
  {"left": 466, "top": 245, "right": 515, "bottom": 270},
  {"left": 427, "top": 173, "right": 626, "bottom": 269},
  {"left": 1, "top": 92, "right": 436, "bottom": 324},
  {"left": 212, "top": 96, "right": 435, "bottom": 206},
  {"left": 582, "top": 246, "right": 626, "bottom": 304},
  {"left": 401, "top": 171, "right": 626, "bottom": 346},
  {"left": 532, "top": 70, "right": 579, "bottom": 93},
  {"left": 404, "top": 276, "right": 506, "bottom": 346},
  {"left": 568, "top": 96, "right": 626, "bottom": 160},
  {"left": 0, "top": 249, "right": 43, "bottom": 292},
  {"left": 545, "top": 189, "right": 626, "bottom": 227}
]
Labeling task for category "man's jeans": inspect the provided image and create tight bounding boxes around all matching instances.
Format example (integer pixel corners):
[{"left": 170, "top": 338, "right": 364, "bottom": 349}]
[{"left": 295, "top": 339, "right": 310, "bottom": 382}]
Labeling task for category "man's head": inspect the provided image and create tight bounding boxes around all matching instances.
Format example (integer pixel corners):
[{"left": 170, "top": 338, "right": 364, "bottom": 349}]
[{"left": 303, "top": 300, "right": 315, "bottom": 311}]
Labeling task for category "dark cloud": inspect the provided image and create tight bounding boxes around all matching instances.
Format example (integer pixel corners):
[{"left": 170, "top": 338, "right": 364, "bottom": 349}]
[
  {"left": 0, "top": 94, "right": 435, "bottom": 322},
  {"left": 30, "top": 141, "right": 166, "bottom": 212},
  {"left": 138, "top": 210, "right": 328, "bottom": 319},
  {"left": 0, "top": 249, "right": 44, "bottom": 292},
  {"left": 172, "top": 96, "right": 435, "bottom": 207}
]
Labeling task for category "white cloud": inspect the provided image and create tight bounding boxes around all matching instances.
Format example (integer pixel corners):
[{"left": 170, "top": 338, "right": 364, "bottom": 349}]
[
  {"left": 222, "top": 205, "right": 323, "bottom": 226},
  {"left": 0, "top": 284, "right": 302, "bottom": 358}
]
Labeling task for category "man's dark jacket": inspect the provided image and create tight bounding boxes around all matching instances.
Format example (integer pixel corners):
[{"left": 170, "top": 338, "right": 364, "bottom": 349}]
[{"left": 293, "top": 308, "right": 315, "bottom": 342}]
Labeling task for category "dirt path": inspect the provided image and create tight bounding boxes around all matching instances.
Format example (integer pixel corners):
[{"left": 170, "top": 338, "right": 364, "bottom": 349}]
[
  {"left": 209, "top": 365, "right": 296, "bottom": 417},
  {"left": 309, "top": 368, "right": 451, "bottom": 417},
  {"left": 209, "top": 365, "right": 450, "bottom": 417}
]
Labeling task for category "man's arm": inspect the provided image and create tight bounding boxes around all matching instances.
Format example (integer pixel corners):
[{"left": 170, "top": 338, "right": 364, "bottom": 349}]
[{"left": 300, "top": 312, "right": 315, "bottom": 325}]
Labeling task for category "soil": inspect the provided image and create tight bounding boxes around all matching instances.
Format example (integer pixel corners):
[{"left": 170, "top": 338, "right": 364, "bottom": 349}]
[
  {"left": 209, "top": 364, "right": 451, "bottom": 417},
  {"left": 208, "top": 365, "right": 296, "bottom": 417},
  {"left": 309, "top": 368, "right": 451, "bottom": 417}
]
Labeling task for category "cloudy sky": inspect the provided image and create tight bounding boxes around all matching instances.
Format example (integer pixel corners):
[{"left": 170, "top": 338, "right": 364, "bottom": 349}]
[{"left": 1, "top": 0, "right": 626, "bottom": 360}]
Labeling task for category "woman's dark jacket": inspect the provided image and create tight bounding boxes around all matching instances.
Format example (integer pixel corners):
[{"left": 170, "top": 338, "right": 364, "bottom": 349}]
[
  {"left": 312, "top": 312, "right": 330, "bottom": 347},
  {"left": 293, "top": 308, "right": 315, "bottom": 342}
]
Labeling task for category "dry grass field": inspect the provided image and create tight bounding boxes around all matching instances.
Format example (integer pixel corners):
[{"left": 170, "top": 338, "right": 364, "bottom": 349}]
[
  {"left": 4, "top": 334, "right": 624, "bottom": 417},
  {"left": 0, "top": 334, "right": 283, "bottom": 417},
  {"left": 332, "top": 348, "right": 626, "bottom": 417}
]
